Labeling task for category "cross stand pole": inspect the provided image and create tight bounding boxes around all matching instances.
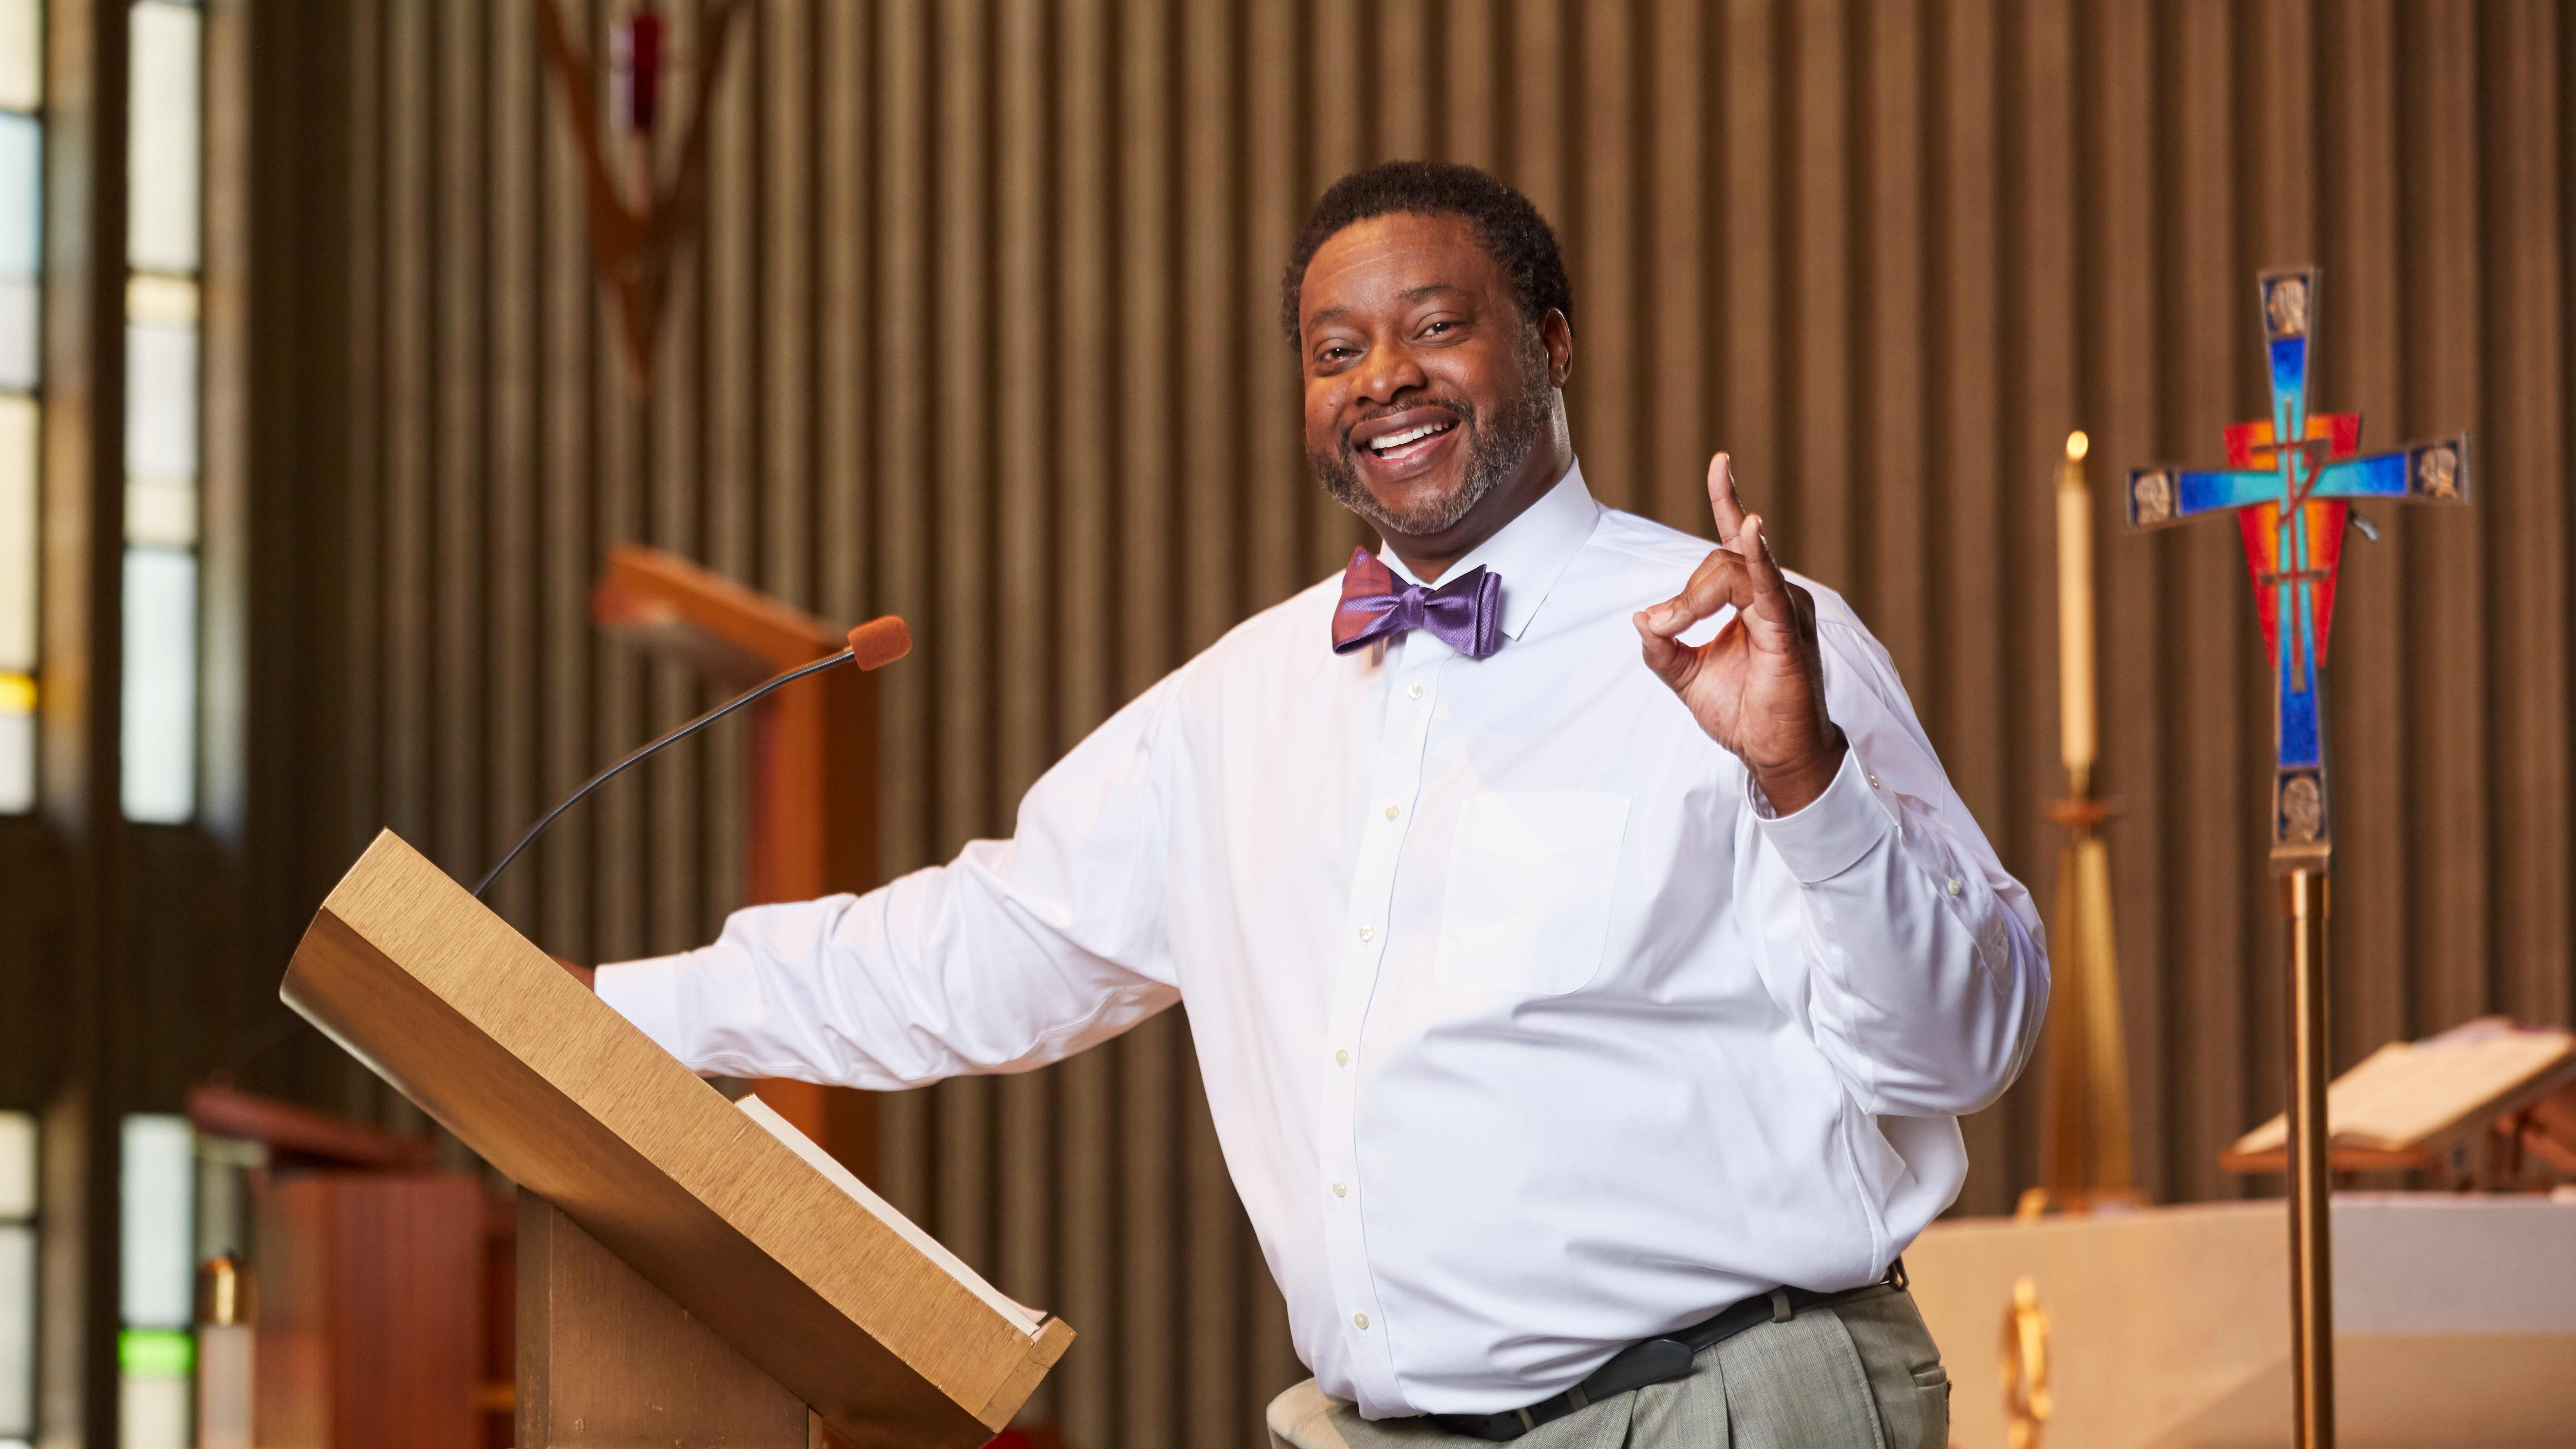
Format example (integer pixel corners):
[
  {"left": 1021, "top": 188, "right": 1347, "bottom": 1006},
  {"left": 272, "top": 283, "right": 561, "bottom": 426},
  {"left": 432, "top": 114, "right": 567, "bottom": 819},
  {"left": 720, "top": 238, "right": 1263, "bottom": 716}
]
[
  {"left": 2284, "top": 867, "right": 2333, "bottom": 1449},
  {"left": 2122, "top": 265, "right": 2471, "bottom": 1449}
]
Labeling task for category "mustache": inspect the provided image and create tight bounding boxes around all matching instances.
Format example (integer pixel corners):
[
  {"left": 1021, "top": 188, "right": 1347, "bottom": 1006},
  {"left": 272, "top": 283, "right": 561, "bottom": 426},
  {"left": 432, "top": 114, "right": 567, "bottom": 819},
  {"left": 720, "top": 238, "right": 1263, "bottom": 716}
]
[{"left": 1339, "top": 397, "right": 1475, "bottom": 453}]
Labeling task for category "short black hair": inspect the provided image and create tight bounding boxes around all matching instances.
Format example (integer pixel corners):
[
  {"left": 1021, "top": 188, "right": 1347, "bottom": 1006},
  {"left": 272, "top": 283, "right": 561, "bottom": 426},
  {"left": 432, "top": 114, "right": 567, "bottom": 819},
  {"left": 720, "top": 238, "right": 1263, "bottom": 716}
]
[{"left": 1280, "top": 161, "right": 1573, "bottom": 348}]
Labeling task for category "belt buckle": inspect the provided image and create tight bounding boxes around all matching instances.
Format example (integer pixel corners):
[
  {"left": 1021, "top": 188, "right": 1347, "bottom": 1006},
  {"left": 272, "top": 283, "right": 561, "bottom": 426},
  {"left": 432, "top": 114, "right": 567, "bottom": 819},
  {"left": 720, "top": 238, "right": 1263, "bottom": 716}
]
[
  {"left": 1574, "top": 1336, "right": 1696, "bottom": 1401},
  {"left": 1448, "top": 1298, "right": 1762, "bottom": 1441}
]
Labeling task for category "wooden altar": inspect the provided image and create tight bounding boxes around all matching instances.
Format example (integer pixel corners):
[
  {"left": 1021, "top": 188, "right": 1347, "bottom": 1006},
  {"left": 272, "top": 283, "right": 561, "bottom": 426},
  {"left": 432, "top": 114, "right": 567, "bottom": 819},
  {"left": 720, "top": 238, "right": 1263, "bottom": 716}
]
[{"left": 1908, "top": 1194, "right": 2576, "bottom": 1448}]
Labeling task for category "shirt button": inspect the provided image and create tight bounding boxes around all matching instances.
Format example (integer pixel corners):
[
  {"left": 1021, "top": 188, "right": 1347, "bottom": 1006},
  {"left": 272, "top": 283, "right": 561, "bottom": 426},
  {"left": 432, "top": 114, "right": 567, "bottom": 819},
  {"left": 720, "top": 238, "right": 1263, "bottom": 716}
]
[
  {"left": 1383, "top": 804, "right": 1400, "bottom": 820},
  {"left": 1333, "top": 1182, "right": 1347, "bottom": 1197},
  {"left": 1407, "top": 684, "right": 1424, "bottom": 700},
  {"left": 1946, "top": 877, "right": 1964, "bottom": 896},
  {"left": 1354, "top": 1313, "right": 1370, "bottom": 1330},
  {"left": 1335, "top": 1050, "right": 1349, "bottom": 1066},
  {"left": 1868, "top": 771, "right": 1881, "bottom": 788},
  {"left": 1358, "top": 926, "right": 1375, "bottom": 942}
]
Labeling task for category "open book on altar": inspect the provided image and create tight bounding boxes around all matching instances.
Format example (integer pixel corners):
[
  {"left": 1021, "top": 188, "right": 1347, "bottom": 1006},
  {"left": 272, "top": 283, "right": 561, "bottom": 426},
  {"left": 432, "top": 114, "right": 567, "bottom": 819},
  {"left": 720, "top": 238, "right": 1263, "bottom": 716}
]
[
  {"left": 2230, "top": 1017, "right": 2576, "bottom": 1160},
  {"left": 282, "top": 830, "right": 1072, "bottom": 1448},
  {"left": 733, "top": 1092, "right": 1049, "bottom": 1334}
]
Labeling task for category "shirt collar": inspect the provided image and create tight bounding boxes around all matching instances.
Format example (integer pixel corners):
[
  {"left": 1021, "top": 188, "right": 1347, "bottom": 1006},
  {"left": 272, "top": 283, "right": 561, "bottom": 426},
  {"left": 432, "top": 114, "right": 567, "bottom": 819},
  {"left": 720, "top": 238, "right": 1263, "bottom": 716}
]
[{"left": 1380, "top": 458, "right": 1602, "bottom": 642}]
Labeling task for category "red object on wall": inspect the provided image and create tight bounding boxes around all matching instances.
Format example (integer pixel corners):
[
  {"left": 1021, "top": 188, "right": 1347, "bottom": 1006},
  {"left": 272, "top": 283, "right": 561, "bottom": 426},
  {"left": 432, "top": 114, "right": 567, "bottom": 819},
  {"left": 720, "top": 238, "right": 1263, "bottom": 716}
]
[{"left": 612, "top": 7, "right": 662, "bottom": 132}]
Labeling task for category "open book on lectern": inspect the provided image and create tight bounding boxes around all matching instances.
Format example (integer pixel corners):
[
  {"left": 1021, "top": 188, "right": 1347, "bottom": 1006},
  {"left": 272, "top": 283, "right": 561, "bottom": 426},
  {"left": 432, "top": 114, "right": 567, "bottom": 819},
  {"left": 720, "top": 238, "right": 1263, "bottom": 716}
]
[{"left": 280, "top": 829, "right": 1072, "bottom": 1448}]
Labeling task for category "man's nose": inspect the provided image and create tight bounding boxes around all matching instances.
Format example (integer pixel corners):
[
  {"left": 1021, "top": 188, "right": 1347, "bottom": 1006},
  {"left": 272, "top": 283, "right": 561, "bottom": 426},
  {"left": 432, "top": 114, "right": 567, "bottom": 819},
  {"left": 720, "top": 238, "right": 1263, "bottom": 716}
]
[{"left": 1351, "top": 342, "right": 1427, "bottom": 405}]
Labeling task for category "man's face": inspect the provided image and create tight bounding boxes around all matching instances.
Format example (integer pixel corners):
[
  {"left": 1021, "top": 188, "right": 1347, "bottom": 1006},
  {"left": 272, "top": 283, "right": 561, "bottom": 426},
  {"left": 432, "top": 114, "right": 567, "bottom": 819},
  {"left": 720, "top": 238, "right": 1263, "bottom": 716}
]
[{"left": 1297, "top": 212, "right": 1563, "bottom": 540}]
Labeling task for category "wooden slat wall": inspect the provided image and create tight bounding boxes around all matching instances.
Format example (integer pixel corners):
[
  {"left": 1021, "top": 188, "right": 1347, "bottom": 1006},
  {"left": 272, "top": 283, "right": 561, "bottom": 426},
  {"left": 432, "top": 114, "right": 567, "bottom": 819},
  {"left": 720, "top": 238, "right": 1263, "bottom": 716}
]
[{"left": 288, "top": 1, "right": 2576, "bottom": 1441}]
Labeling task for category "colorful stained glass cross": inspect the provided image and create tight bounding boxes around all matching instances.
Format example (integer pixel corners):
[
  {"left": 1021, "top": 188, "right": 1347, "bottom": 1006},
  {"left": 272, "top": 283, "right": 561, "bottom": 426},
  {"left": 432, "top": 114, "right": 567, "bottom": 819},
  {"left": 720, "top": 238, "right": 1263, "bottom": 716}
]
[{"left": 2123, "top": 267, "right": 2471, "bottom": 869}]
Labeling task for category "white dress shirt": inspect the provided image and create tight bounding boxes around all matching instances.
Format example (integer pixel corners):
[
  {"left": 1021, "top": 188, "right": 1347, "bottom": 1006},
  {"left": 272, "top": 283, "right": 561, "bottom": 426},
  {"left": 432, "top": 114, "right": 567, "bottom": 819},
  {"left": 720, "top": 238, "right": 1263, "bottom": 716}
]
[{"left": 599, "top": 460, "right": 2048, "bottom": 1419}]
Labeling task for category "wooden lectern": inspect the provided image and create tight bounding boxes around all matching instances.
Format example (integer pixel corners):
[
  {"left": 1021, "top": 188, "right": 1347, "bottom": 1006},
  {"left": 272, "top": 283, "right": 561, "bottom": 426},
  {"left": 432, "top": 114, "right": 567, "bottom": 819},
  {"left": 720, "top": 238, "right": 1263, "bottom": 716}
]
[
  {"left": 2219, "top": 1020, "right": 2576, "bottom": 1184},
  {"left": 281, "top": 833, "right": 1073, "bottom": 1449},
  {"left": 592, "top": 543, "right": 881, "bottom": 1177}
]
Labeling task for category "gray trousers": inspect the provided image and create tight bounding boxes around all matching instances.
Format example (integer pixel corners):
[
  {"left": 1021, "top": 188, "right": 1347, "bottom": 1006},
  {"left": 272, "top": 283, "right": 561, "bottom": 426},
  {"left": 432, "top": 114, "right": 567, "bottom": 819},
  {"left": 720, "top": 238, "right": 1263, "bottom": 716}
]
[{"left": 1266, "top": 1285, "right": 1951, "bottom": 1449}]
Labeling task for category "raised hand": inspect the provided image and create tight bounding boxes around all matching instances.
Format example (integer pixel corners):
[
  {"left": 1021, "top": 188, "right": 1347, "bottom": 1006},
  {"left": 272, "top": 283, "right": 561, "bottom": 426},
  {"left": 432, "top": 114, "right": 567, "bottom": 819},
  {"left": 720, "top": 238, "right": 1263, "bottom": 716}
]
[{"left": 1633, "top": 453, "right": 1846, "bottom": 814}]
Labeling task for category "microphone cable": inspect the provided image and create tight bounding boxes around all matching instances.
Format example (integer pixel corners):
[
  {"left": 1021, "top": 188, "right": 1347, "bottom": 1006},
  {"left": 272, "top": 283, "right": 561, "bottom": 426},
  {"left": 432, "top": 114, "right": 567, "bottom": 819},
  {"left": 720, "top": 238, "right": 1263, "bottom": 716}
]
[{"left": 472, "top": 616, "right": 912, "bottom": 900}]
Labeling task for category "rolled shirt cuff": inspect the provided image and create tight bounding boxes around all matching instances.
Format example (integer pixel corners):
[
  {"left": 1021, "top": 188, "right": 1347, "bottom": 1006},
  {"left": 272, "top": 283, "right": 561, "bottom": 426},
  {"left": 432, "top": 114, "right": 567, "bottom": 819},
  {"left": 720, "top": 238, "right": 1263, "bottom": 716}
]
[
  {"left": 594, "top": 954, "right": 695, "bottom": 1063},
  {"left": 1748, "top": 744, "right": 1895, "bottom": 884}
]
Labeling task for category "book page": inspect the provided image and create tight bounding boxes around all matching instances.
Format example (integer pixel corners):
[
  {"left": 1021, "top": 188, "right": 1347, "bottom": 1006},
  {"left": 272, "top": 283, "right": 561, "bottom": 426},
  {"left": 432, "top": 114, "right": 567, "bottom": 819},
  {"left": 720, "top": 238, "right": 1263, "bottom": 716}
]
[
  {"left": 736, "top": 1096, "right": 1045, "bottom": 1337},
  {"left": 2235, "top": 1026, "right": 2576, "bottom": 1154}
]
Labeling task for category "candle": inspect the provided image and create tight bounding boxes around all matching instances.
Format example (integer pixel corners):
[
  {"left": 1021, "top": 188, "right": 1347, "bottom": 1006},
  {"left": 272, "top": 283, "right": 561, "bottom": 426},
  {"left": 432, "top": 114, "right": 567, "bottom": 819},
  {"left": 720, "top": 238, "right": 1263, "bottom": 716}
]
[{"left": 2057, "top": 431, "right": 2097, "bottom": 795}]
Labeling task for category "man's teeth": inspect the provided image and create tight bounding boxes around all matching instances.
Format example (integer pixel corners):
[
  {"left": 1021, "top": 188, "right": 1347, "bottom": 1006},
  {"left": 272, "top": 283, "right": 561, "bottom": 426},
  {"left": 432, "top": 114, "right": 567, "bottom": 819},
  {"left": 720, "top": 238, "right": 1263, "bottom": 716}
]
[{"left": 1369, "top": 421, "right": 1453, "bottom": 453}]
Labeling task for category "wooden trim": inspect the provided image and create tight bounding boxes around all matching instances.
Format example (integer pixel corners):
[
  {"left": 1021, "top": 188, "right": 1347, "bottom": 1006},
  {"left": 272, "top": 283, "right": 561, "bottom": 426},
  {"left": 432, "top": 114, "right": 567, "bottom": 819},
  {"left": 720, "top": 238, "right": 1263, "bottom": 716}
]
[
  {"left": 2216, "top": 1145, "right": 2432, "bottom": 1177},
  {"left": 183, "top": 1080, "right": 436, "bottom": 1170},
  {"left": 973, "top": 1317, "right": 1078, "bottom": 1429},
  {"left": 594, "top": 541, "right": 844, "bottom": 676}
]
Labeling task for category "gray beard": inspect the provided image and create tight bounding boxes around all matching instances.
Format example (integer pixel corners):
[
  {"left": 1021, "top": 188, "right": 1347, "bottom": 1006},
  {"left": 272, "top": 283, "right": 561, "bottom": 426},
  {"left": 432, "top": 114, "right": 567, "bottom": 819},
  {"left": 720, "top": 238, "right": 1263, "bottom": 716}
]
[{"left": 1310, "top": 335, "right": 1556, "bottom": 540}]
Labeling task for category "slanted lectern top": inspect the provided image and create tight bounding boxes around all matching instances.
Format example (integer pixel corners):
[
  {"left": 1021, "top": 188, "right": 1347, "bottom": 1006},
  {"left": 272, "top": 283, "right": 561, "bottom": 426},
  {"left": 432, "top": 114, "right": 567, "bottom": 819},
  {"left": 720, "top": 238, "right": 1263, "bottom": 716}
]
[{"left": 282, "top": 831, "right": 1072, "bottom": 1449}]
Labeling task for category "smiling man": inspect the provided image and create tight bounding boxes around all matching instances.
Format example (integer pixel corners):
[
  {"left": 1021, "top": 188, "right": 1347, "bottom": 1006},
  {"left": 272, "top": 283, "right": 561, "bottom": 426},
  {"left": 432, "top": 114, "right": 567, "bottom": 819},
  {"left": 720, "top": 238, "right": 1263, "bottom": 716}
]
[{"left": 584, "top": 162, "right": 2047, "bottom": 1448}]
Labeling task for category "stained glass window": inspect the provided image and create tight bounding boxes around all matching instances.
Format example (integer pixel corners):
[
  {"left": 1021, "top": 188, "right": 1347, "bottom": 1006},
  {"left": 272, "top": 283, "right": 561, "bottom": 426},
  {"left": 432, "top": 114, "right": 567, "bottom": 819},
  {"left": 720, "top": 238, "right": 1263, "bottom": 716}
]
[
  {"left": 119, "top": 0, "right": 202, "bottom": 824},
  {"left": 118, "top": 1115, "right": 192, "bottom": 1449},
  {"left": 0, "top": 1111, "right": 34, "bottom": 1449},
  {"left": 0, "top": 0, "right": 36, "bottom": 1423},
  {"left": 0, "top": 0, "right": 37, "bottom": 819}
]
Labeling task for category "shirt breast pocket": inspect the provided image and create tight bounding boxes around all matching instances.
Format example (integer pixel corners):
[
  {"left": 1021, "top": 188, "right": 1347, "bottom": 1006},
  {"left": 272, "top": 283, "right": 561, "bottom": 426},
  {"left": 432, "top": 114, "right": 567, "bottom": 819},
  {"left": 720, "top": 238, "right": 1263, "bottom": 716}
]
[{"left": 1432, "top": 790, "right": 1631, "bottom": 996}]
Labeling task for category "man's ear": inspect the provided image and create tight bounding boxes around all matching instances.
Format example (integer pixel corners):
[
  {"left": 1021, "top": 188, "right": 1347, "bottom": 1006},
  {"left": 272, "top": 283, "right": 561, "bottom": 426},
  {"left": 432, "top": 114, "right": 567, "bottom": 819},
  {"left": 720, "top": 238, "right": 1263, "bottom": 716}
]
[{"left": 1542, "top": 309, "right": 1575, "bottom": 388}]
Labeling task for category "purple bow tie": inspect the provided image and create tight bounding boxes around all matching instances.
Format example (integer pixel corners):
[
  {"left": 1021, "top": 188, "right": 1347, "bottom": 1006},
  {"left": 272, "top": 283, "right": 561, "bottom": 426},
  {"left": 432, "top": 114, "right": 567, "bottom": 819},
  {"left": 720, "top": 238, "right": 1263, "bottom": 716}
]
[{"left": 1330, "top": 548, "right": 1504, "bottom": 659}]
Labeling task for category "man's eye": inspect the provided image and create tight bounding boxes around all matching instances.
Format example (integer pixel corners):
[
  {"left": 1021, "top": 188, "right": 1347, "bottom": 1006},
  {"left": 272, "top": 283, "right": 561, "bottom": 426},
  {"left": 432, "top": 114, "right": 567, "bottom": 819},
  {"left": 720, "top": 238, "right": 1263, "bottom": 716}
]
[{"left": 1424, "top": 321, "right": 1453, "bottom": 336}]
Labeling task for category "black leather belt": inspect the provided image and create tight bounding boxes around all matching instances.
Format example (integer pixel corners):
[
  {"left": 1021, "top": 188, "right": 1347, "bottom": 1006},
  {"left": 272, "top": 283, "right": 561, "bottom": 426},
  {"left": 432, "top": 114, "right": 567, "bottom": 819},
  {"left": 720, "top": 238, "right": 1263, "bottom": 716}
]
[{"left": 1427, "top": 1260, "right": 1908, "bottom": 1442}]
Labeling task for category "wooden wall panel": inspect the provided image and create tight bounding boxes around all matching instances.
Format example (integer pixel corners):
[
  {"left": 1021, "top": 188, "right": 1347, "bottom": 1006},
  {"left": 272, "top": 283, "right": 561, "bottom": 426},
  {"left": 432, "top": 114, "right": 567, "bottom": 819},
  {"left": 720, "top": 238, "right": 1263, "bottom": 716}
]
[
  {"left": 2410, "top": 4, "right": 2493, "bottom": 1038},
  {"left": 661, "top": 0, "right": 717, "bottom": 949},
  {"left": 2320, "top": 0, "right": 2412, "bottom": 1100},
  {"left": 1857, "top": 0, "right": 1924, "bottom": 684},
  {"left": 1935, "top": 0, "right": 2016, "bottom": 1190},
  {"left": 1785, "top": 0, "right": 1847, "bottom": 578},
  {"left": 2480, "top": 0, "right": 2569, "bottom": 1029},
  {"left": 2091, "top": 0, "right": 2174, "bottom": 1199},
  {"left": 282, "top": 2, "right": 2576, "bottom": 1442},
  {"left": 2165, "top": 0, "right": 2250, "bottom": 1208},
  {"left": 1047, "top": 10, "right": 1119, "bottom": 1437}
]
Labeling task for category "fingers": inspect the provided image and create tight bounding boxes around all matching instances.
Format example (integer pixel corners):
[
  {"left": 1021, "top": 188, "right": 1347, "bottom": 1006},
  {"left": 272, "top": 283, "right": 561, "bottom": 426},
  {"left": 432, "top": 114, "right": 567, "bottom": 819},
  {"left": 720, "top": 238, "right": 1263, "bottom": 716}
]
[
  {"left": 1633, "top": 609, "right": 1690, "bottom": 688},
  {"left": 1705, "top": 453, "right": 1746, "bottom": 544},
  {"left": 1638, "top": 513, "right": 1808, "bottom": 659},
  {"left": 1737, "top": 515, "right": 1787, "bottom": 604},
  {"left": 1640, "top": 544, "right": 1756, "bottom": 640},
  {"left": 1732, "top": 516, "right": 1805, "bottom": 647},
  {"left": 1639, "top": 487, "right": 1828, "bottom": 711}
]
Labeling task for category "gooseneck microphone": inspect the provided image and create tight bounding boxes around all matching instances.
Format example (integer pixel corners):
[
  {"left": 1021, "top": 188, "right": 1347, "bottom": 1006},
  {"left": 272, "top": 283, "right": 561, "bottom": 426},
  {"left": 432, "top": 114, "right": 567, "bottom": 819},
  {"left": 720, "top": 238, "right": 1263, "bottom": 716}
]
[{"left": 472, "top": 616, "right": 913, "bottom": 900}]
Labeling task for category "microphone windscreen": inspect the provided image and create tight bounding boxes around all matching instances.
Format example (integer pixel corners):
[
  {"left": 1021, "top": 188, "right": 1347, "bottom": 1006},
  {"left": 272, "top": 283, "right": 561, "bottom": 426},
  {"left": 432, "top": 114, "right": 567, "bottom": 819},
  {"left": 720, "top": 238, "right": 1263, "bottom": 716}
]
[{"left": 847, "top": 615, "right": 913, "bottom": 671}]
